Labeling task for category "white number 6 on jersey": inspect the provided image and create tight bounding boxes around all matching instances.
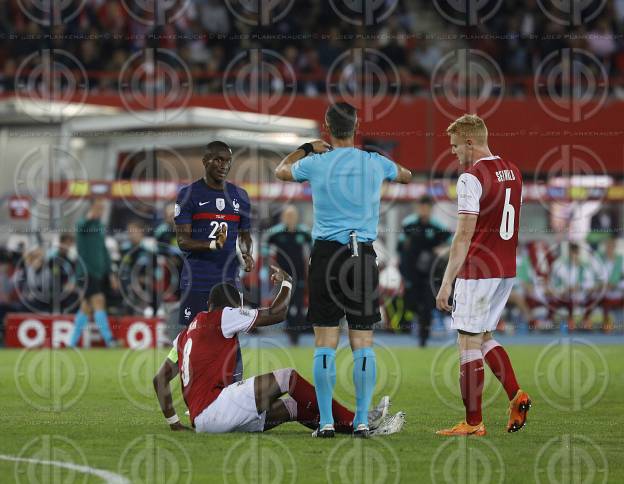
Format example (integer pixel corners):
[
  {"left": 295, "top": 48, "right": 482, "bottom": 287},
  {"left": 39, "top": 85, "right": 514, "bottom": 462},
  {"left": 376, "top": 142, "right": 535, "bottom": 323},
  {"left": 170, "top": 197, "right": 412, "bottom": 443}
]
[{"left": 499, "top": 188, "right": 515, "bottom": 241}]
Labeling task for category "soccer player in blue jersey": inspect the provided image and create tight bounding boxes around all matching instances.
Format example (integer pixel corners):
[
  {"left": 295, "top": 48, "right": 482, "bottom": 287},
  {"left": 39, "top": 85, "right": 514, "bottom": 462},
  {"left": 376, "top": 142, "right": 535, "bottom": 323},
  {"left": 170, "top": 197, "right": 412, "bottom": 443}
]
[
  {"left": 274, "top": 102, "right": 412, "bottom": 437},
  {"left": 174, "top": 141, "right": 254, "bottom": 380}
]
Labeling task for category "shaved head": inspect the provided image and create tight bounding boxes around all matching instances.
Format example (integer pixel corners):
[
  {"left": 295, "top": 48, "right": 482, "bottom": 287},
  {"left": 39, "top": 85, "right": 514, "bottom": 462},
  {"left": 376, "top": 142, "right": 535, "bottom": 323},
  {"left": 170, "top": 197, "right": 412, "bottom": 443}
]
[{"left": 204, "top": 141, "right": 232, "bottom": 160}]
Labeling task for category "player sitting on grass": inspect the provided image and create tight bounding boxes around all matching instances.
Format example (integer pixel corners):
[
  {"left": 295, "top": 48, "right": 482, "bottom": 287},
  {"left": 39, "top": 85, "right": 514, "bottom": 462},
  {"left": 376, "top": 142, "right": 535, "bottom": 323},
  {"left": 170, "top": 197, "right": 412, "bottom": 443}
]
[{"left": 153, "top": 265, "right": 405, "bottom": 436}]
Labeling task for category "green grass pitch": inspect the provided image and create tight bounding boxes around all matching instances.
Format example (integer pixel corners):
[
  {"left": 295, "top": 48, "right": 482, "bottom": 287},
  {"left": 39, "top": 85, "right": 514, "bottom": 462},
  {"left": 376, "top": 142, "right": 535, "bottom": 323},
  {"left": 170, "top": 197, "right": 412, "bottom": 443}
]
[{"left": 0, "top": 344, "right": 622, "bottom": 483}]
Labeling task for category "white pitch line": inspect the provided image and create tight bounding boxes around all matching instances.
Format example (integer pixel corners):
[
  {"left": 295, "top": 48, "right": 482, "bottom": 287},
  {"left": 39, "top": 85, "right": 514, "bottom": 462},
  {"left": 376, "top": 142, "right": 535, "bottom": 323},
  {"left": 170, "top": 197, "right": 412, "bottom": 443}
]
[{"left": 0, "top": 454, "right": 130, "bottom": 484}]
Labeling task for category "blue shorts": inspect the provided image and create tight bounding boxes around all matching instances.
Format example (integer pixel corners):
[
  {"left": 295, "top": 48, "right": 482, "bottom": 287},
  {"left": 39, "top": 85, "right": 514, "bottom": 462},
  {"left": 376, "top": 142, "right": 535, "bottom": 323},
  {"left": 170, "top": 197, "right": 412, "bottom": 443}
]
[{"left": 178, "top": 289, "right": 210, "bottom": 326}]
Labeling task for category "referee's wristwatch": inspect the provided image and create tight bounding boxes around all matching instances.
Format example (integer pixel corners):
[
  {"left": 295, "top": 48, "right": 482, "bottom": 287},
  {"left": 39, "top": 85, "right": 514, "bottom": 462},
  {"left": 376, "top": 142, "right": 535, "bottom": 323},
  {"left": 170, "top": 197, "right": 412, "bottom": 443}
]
[{"left": 298, "top": 142, "right": 314, "bottom": 156}]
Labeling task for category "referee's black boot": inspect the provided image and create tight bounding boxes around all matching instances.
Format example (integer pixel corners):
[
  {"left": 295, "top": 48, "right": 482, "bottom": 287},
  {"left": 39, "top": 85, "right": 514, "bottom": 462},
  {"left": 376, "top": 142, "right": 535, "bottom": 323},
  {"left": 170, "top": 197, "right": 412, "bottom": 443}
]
[
  {"left": 312, "top": 424, "right": 335, "bottom": 438},
  {"left": 353, "top": 424, "right": 371, "bottom": 439}
]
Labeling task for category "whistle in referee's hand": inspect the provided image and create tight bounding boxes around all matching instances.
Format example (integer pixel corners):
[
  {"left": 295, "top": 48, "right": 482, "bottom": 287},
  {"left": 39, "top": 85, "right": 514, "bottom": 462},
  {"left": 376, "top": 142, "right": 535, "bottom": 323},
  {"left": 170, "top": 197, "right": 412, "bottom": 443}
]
[{"left": 349, "top": 231, "right": 359, "bottom": 257}]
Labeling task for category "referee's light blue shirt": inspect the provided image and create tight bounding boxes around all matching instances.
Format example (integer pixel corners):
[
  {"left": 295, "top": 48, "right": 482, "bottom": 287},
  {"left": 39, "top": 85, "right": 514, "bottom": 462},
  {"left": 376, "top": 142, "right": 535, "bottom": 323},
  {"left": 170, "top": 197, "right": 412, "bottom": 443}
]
[{"left": 291, "top": 147, "right": 398, "bottom": 244}]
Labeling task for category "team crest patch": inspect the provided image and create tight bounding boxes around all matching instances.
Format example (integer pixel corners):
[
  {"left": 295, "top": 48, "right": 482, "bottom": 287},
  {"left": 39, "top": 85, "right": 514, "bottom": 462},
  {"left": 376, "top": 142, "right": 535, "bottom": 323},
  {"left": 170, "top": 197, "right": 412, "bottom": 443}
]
[
  {"left": 232, "top": 199, "right": 240, "bottom": 212},
  {"left": 216, "top": 198, "right": 225, "bottom": 211},
  {"left": 174, "top": 203, "right": 181, "bottom": 217}
]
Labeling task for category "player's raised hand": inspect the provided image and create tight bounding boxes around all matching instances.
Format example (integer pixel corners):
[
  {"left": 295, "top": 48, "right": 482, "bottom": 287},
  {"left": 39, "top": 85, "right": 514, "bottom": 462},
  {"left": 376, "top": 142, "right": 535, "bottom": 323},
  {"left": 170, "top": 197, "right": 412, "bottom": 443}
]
[
  {"left": 270, "top": 265, "right": 292, "bottom": 284},
  {"left": 215, "top": 224, "right": 228, "bottom": 249},
  {"left": 310, "top": 139, "right": 332, "bottom": 153},
  {"left": 435, "top": 283, "right": 453, "bottom": 313}
]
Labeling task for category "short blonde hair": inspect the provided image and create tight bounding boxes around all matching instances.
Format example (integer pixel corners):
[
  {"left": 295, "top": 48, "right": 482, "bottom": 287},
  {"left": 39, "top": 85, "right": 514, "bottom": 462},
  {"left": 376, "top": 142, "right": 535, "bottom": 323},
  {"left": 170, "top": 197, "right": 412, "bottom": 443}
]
[{"left": 446, "top": 114, "right": 488, "bottom": 145}]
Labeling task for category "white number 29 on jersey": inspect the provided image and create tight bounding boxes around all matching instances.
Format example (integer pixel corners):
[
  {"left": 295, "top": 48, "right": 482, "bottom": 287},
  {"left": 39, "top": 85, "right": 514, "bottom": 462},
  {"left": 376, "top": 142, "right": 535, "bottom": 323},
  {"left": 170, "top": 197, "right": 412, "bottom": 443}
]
[
  {"left": 209, "top": 221, "right": 228, "bottom": 239},
  {"left": 499, "top": 188, "right": 515, "bottom": 241},
  {"left": 181, "top": 338, "right": 193, "bottom": 386}
]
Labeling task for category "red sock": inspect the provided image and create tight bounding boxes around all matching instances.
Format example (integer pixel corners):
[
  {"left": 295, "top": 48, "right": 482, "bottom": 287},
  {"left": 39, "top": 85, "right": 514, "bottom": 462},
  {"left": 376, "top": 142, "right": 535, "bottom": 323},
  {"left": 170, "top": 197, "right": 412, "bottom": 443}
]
[
  {"left": 289, "top": 370, "right": 354, "bottom": 433},
  {"left": 460, "top": 357, "right": 484, "bottom": 426},
  {"left": 482, "top": 342, "right": 520, "bottom": 400}
]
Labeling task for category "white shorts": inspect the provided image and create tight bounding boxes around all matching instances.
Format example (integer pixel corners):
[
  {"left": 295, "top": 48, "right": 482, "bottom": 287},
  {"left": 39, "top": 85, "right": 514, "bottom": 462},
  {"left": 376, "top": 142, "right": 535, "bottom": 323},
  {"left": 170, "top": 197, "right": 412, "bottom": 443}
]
[
  {"left": 194, "top": 377, "right": 266, "bottom": 433},
  {"left": 451, "top": 278, "right": 515, "bottom": 333}
]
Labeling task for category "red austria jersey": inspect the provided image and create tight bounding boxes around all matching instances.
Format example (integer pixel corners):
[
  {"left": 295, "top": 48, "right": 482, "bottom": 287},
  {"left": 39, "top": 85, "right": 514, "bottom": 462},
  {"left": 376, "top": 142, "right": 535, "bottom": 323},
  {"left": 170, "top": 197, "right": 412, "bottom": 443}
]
[
  {"left": 456, "top": 156, "right": 523, "bottom": 279},
  {"left": 175, "top": 307, "right": 258, "bottom": 424}
]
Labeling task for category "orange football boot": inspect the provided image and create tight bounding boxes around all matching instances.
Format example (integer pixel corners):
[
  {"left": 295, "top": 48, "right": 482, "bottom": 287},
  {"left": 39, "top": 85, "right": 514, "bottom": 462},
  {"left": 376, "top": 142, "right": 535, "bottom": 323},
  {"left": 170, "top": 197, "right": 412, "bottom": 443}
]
[
  {"left": 436, "top": 421, "right": 486, "bottom": 436},
  {"left": 507, "top": 389, "right": 531, "bottom": 433}
]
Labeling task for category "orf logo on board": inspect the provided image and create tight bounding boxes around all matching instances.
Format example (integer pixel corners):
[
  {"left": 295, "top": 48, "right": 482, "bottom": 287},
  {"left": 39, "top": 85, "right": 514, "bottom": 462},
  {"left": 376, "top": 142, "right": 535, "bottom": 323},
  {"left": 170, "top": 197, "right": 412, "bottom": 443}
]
[{"left": 216, "top": 198, "right": 225, "bottom": 211}]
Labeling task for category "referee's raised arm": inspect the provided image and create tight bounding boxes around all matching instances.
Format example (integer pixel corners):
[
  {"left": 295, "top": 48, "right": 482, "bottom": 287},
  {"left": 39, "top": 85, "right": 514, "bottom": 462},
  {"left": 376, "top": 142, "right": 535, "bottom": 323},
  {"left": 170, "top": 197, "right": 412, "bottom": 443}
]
[
  {"left": 276, "top": 139, "right": 411, "bottom": 186},
  {"left": 274, "top": 139, "right": 332, "bottom": 181}
]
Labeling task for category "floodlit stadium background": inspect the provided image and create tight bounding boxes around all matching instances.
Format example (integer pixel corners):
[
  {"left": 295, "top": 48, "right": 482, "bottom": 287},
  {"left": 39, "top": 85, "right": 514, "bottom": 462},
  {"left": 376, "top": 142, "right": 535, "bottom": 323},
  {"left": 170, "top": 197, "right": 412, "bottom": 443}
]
[
  {"left": 1, "top": 2, "right": 624, "bottom": 484},
  {"left": 0, "top": 0, "right": 622, "bottom": 347}
]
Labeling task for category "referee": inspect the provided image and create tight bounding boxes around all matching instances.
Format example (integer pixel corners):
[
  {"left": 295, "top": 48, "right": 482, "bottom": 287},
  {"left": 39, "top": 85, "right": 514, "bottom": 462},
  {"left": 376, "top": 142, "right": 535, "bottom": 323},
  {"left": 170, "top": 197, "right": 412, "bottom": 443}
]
[{"left": 275, "top": 102, "right": 412, "bottom": 437}]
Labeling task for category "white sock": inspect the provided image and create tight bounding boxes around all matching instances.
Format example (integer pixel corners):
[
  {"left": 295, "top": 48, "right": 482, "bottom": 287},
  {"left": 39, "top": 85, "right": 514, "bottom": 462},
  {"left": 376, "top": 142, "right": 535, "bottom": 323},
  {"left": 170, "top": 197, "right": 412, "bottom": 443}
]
[
  {"left": 272, "top": 368, "right": 293, "bottom": 393},
  {"left": 282, "top": 397, "right": 297, "bottom": 420}
]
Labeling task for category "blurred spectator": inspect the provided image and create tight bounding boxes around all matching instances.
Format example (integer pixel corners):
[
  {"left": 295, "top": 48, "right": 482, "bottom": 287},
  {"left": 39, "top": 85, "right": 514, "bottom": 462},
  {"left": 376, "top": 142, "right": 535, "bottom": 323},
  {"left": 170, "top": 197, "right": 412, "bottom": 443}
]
[
  {"left": 154, "top": 204, "right": 183, "bottom": 305},
  {"left": 265, "top": 205, "right": 312, "bottom": 346},
  {"left": 14, "top": 247, "right": 47, "bottom": 313},
  {"left": 598, "top": 236, "right": 624, "bottom": 329},
  {"left": 197, "top": 0, "right": 231, "bottom": 36},
  {"left": 398, "top": 196, "right": 450, "bottom": 347},
  {"left": 45, "top": 234, "right": 80, "bottom": 313},
  {"left": 0, "top": 59, "right": 16, "bottom": 94},
  {"left": 68, "top": 199, "right": 118, "bottom": 347},
  {"left": 154, "top": 204, "right": 178, "bottom": 248},
  {"left": 118, "top": 220, "right": 154, "bottom": 315},
  {"left": 0, "top": 249, "right": 18, "bottom": 343},
  {"left": 587, "top": 19, "right": 617, "bottom": 68},
  {"left": 549, "top": 243, "right": 602, "bottom": 328},
  {"left": 588, "top": 207, "right": 618, "bottom": 248}
]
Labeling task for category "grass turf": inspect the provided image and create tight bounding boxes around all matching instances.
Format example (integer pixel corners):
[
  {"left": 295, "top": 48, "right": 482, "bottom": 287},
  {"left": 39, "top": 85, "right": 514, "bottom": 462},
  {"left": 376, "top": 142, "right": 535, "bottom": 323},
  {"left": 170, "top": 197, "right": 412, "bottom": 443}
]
[{"left": 0, "top": 344, "right": 622, "bottom": 483}]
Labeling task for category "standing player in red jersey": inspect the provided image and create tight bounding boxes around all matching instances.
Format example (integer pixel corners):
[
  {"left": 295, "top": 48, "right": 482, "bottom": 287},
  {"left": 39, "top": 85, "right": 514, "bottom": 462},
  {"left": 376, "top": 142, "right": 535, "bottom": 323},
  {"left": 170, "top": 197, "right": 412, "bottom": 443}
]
[
  {"left": 435, "top": 114, "right": 532, "bottom": 436},
  {"left": 153, "top": 265, "right": 405, "bottom": 435}
]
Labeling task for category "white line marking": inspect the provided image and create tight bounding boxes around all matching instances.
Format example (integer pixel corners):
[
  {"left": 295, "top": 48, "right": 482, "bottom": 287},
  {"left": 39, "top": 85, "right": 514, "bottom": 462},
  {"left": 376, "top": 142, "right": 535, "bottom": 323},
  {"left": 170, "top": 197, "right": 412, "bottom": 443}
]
[{"left": 0, "top": 454, "right": 130, "bottom": 484}]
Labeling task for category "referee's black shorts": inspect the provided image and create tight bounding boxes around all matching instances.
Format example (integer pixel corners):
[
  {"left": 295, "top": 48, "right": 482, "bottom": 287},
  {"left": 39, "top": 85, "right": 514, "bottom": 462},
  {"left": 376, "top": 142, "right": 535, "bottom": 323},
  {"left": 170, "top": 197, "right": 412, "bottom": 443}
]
[{"left": 307, "top": 239, "right": 381, "bottom": 330}]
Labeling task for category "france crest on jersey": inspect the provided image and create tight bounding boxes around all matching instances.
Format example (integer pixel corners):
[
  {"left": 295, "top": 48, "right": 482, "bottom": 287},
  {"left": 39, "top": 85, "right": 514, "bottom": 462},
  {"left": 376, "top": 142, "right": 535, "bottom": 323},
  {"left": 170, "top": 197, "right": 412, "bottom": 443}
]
[{"left": 174, "top": 179, "right": 251, "bottom": 291}]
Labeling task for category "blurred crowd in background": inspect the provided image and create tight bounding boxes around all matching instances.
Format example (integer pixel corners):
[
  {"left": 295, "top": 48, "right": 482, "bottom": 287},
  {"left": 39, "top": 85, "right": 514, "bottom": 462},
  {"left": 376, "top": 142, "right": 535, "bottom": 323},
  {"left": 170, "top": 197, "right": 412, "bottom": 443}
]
[
  {"left": 1, "top": 0, "right": 624, "bottom": 95},
  {"left": 0, "top": 198, "right": 622, "bottom": 346}
]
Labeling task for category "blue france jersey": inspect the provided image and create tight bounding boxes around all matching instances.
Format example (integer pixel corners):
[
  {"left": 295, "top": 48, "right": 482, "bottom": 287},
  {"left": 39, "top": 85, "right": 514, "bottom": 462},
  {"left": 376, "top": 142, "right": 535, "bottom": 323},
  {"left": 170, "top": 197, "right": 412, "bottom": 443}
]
[
  {"left": 291, "top": 148, "right": 398, "bottom": 244},
  {"left": 174, "top": 180, "right": 251, "bottom": 291}
]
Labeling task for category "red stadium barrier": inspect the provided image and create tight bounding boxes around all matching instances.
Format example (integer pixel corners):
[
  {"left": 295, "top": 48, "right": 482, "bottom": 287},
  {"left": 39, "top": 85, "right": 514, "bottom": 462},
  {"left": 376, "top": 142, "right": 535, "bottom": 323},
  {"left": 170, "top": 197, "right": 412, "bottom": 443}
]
[
  {"left": 4, "top": 313, "right": 167, "bottom": 349},
  {"left": 4, "top": 93, "right": 623, "bottom": 175}
]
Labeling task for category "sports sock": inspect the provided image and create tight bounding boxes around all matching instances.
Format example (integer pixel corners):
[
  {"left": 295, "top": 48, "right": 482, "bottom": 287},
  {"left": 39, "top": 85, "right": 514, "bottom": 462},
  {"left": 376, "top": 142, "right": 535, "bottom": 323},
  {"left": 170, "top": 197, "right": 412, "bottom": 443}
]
[
  {"left": 352, "top": 347, "right": 376, "bottom": 428},
  {"left": 94, "top": 309, "right": 113, "bottom": 345},
  {"left": 312, "top": 348, "right": 336, "bottom": 427},
  {"left": 482, "top": 339, "right": 520, "bottom": 400},
  {"left": 281, "top": 397, "right": 297, "bottom": 420},
  {"left": 69, "top": 311, "right": 88, "bottom": 347},
  {"left": 288, "top": 369, "right": 354, "bottom": 432},
  {"left": 460, "top": 349, "right": 484, "bottom": 426}
]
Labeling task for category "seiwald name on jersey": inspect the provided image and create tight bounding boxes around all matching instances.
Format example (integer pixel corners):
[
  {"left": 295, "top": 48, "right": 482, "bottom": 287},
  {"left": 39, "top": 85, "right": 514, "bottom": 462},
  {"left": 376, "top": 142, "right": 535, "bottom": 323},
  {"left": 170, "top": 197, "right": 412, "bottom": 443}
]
[
  {"left": 291, "top": 147, "right": 398, "bottom": 245},
  {"left": 456, "top": 156, "right": 523, "bottom": 279},
  {"left": 174, "top": 307, "right": 258, "bottom": 424},
  {"left": 174, "top": 180, "right": 251, "bottom": 290}
]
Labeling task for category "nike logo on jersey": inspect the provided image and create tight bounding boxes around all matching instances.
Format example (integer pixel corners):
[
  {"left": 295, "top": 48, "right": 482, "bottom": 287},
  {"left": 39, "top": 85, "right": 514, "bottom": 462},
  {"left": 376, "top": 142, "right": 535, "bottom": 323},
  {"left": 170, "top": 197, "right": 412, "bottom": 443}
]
[{"left": 199, "top": 201, "right": 210, "bottom": 206}]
